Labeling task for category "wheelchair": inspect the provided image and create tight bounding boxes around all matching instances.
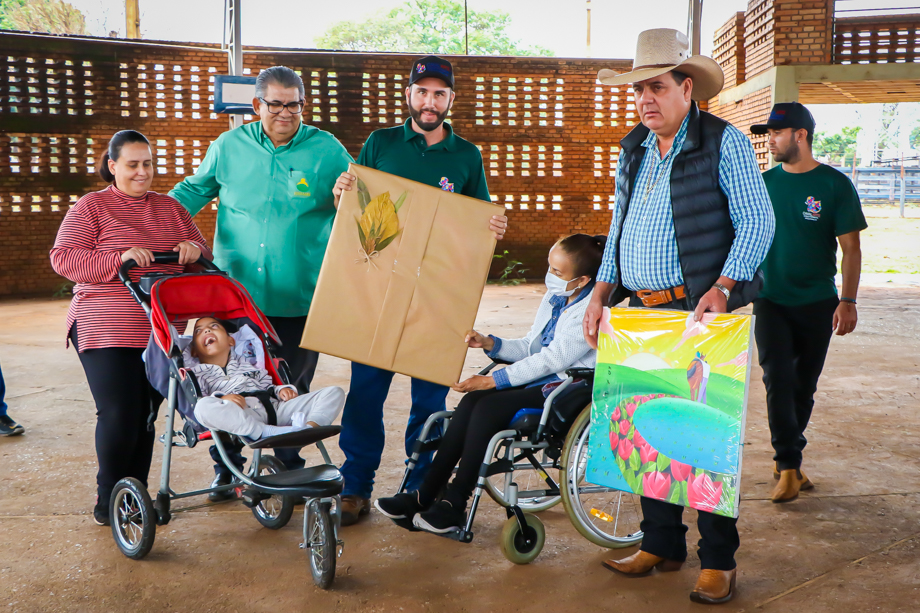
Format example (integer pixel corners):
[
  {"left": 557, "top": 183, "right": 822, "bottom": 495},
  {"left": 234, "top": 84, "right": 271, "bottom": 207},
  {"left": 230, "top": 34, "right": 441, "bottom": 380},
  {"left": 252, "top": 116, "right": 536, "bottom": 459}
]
[{"left": 395, "top": 362, "right": 644, "bottom": 564}]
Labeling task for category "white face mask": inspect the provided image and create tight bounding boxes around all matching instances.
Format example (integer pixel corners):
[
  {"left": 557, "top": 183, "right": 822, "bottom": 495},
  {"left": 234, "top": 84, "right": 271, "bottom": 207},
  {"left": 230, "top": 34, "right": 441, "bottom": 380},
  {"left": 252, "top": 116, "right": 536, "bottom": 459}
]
[{"left": 545, "top": 271, "right": 579, "bottom": 297}]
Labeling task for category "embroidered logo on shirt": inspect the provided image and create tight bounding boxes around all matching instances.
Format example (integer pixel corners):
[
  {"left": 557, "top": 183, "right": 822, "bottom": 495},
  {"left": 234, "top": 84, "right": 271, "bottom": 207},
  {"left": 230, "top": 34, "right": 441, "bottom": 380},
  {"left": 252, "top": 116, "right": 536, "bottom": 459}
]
[
  {"left": 439, "top": 177, "right": 454, "bottom": 192},
  {"left": 293, "top": 177, "right": 311, "bottom": 198},
  {"left": 803, "top": 196, "right": 821, "bottom": 221}
]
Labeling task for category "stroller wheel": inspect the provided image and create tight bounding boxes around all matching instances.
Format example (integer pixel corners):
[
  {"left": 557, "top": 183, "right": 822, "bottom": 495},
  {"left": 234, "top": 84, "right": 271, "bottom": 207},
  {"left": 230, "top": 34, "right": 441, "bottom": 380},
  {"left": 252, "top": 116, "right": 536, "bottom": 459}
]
[
  {"left": 306, "top": 499, "right": 336, "bottom": 589},
  {"left": 251, "top": 455, "right": 295, "bottom": 530},
  {"left": 110, "top": 478, "right": 157, "bottom": 560}
]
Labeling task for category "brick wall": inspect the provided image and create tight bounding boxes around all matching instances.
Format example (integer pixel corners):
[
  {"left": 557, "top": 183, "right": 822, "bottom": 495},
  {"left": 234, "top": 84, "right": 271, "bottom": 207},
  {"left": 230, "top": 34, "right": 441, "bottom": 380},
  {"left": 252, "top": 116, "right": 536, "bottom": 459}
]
[
  {"left": 773, "top": 0, "right": 834, "bottom": 65},
  {"left": 744, "top": 0, "right": 775, "bottom": 79},
  {"left": 0, "top": 31, "right": 634, "bottom": 297},
  {"left": 713, "top": 12, "right": 746, "bottom": 89},
  {"left": 710, "top": 11, "right": 772, "bottom": 168}
]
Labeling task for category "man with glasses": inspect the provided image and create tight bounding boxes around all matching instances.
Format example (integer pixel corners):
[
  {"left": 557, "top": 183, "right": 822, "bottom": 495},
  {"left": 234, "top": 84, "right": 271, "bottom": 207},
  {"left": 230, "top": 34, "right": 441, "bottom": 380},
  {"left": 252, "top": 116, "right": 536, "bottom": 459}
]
[{"left": 170, "top": 66, "right": 353, "bottom": 492}]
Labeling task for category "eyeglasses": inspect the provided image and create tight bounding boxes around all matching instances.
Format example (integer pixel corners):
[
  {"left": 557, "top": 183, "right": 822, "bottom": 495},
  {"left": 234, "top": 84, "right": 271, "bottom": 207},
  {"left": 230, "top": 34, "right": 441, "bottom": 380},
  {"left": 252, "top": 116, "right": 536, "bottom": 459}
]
[{"left": 258, "top": 98, "right": 305, "bottom": 115}]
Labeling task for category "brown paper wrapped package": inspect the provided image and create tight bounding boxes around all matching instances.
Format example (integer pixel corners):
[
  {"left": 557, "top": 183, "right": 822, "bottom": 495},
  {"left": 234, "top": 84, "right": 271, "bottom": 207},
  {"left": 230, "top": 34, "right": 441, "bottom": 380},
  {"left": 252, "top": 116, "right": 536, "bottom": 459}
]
[{"left": 301, "top": 164, "right": 501, "bottom": 387}]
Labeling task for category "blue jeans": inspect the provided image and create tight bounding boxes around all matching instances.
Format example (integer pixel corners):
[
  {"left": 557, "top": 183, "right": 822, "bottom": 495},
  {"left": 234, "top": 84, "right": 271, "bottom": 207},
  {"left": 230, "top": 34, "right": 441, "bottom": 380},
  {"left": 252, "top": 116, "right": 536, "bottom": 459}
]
[
  {"left": 339, "top": 362, "right": 448, "bottom": 499},
  {"left": 0, "top": 360, "right": 7, "bottom": 417}
]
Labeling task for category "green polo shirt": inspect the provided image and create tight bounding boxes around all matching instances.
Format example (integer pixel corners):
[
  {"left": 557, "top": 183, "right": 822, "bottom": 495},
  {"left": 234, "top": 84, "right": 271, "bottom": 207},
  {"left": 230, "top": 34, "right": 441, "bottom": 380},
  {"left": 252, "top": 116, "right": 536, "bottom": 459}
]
[
  {"left": 760, "top": 163, "right": 868, "bottom": 306},
  {"left": 169, "top": 121, "right": 353, "bottom": 317},
  {"left": 357, "top": 119, "right": 491, "bottom": 202}
]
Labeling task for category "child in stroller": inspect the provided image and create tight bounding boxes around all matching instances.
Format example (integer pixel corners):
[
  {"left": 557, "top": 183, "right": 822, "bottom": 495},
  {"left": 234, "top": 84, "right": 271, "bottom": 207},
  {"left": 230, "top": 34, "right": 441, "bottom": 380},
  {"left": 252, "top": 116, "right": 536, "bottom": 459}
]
[{"left": 189, "top": 317, "right": 344, "bottom": 441}]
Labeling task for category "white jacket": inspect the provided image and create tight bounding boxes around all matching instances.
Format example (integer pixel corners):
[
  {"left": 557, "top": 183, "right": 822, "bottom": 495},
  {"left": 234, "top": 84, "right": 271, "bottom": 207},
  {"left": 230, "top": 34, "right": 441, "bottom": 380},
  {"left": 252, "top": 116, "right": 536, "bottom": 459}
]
[{"left": 490, "top": 288, "right": 596, "bottom": 388}]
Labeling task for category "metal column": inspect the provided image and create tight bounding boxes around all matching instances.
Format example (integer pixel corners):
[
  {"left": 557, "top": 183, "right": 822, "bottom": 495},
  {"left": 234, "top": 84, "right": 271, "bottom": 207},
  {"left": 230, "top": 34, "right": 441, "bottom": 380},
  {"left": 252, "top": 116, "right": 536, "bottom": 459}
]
[
  {"left": 225, "top": 0, "right": 244, "bottom": 129},
  {"left": 687, "top": 0, "right": 703, "bottom": 56}
]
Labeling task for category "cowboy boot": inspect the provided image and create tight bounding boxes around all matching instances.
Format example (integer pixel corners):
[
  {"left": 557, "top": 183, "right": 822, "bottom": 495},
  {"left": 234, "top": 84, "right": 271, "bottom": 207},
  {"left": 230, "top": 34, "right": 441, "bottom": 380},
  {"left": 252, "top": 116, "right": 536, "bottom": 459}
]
[
  {"left": 690, "top": 568, "right": 737, "bottom": 604},
  {"left": 602, "top": 550, "right": 683, "bottom": 576},
  {"left": 774, "top": 463, "right": 814, "bottom": 489},
  {"left": 771, "top": 469, "right": 813, "bottom": 503}
]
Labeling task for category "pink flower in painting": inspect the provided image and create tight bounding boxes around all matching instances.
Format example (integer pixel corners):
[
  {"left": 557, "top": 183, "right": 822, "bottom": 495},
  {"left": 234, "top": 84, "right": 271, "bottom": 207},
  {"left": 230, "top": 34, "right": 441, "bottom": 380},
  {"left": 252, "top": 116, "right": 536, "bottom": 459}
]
[
  {"left": 642, "top": 471, "right": 671, "bottom": 500},
  {"left": 618, "top": 419, "right": 631, "bottom": 436},
  {"left": 609, "top": 431, "right": 618, "bottom": 452},
  {"left": 639, "top": 443, "right": 658, "bottom": 464},
  {"left": 611, "top": 406, "right": 621, "bottom": 421},
  {"left": 670, "top": 460, "right": 692, "bottom": 482},
  {"left": 633, "top": 430, "right": 646, "bottom": 448},
  {"left": 687, "top": 473, "right": 723, "bottom": 513},
  {"left": 617, "top": 438, "right": 634, "bottom": 461},
  {"left": 625, "top": 402, "right": 638, "bottom": 417}
]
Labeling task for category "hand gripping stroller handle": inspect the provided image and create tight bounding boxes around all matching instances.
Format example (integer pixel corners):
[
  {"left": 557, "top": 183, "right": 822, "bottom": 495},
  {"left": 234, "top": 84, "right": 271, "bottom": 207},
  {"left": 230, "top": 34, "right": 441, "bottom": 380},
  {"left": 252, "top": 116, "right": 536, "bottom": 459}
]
[
  {"left": 118, "top": 251, "right": 219, "bottom": 285},
  {"left": 118, "top": 252, "right": 220, "bottom": 308}
]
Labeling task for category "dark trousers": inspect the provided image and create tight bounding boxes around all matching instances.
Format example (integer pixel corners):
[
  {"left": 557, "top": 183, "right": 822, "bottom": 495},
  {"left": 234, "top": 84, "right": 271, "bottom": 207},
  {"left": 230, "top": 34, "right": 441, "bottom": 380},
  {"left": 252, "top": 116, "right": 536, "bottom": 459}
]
[
  {"left": 339, "top": 362, "right": 450, "bottom": 499},
  {"left": 626, "top": 292, "right": 740, "bottom": 571},
  {"left": 417, "top": 386, "right": 546, "bottom": 508},
  {"left": 753, "top": 297, "right": 838, "bottom": 471},
  {"left": 0, "top": 358, "right": 7, "bottom": 417},
  {"left": 209, "top": 314, "right": 318, "bottom": 475},
  {"left": 72, "top": 326, "right": 163, "bottom": 503}
]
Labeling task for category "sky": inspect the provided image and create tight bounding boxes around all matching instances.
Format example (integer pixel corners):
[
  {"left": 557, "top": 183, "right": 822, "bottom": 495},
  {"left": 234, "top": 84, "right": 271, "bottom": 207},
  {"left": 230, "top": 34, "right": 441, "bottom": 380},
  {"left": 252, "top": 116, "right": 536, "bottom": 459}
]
[{"left": 62, "top": 0, "right": 920, "bottom": 156}]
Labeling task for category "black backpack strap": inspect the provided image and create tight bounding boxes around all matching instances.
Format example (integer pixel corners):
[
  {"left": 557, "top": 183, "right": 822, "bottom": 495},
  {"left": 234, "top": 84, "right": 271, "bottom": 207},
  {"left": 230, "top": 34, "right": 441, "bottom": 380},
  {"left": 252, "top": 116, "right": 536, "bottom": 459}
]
[{"left": 240, "top": 390, "right": 278, "bottom": 426}]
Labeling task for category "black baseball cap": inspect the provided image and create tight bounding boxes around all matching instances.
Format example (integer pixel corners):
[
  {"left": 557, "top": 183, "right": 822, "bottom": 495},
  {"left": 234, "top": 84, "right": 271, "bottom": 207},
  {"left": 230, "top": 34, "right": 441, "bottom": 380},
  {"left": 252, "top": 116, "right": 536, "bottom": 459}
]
[
  {"left": 408, "top": 55, "right": 454, "bottom": 89},
  {"left": 751, "top": 102, "right": 815, "bottom": 135}
]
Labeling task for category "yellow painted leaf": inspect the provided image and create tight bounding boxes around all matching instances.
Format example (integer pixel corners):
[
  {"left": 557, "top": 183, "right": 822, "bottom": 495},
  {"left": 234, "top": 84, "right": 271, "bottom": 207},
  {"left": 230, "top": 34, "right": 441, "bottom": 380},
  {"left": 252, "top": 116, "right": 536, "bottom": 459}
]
[{"left": 357, "top": 191, "right": 399, "bottom": 255}]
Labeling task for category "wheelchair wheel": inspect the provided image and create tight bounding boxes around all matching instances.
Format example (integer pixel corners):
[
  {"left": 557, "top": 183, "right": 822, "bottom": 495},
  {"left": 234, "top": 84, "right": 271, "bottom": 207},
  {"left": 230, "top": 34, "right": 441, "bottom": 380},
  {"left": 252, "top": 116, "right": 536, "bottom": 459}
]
[
  {"left": 306, "top": 499, "right": 336, "bottom": 589},
  {"left": 110, "top": 478, "right": 157, "bottom": 560},
  {"left": 485, "top": 449, "right": 562, "bottom": 513},
  {"left": 560, "top": 406, "right": 643, "bottom": 548},
  {"left": 251, "top": 455, "right": 295, "bottom": 530},
  {"left": 499, "top": 513, "right": 545, "bottom": 565}
]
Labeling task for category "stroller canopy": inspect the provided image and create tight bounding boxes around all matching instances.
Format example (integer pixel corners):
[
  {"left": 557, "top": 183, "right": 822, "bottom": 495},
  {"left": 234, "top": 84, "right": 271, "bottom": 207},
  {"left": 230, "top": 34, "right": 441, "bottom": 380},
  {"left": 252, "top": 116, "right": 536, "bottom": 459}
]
[{"left": 149, "top": 273, "right": 281, "bottom": 358}]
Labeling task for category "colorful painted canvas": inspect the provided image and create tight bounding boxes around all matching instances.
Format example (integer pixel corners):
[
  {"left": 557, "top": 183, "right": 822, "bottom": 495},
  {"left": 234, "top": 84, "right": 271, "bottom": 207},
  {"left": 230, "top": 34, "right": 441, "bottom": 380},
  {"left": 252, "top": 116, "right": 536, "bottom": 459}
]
[{"left": 586, "top": 307, "right": 754, "bottom": 518}]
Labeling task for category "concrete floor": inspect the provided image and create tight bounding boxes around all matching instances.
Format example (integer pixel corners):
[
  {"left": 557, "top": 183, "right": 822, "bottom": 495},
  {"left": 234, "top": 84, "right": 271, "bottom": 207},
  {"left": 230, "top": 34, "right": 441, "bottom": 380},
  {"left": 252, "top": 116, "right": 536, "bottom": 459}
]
[{"left": 1, "top": 283, "right": 919, "bottom": 612}]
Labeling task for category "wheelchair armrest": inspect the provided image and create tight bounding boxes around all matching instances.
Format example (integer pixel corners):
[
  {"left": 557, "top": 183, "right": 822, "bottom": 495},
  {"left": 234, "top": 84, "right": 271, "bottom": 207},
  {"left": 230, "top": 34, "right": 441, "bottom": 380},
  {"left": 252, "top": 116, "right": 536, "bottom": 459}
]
[
  {"left": 245, "top": 425, "right": 341, "bottom": 449},
  {"left": 478, "top": 359, "right": 513, "bottom": 376},
  {"left": 565, "top": 368, "right": 595, "bottom": 381}
]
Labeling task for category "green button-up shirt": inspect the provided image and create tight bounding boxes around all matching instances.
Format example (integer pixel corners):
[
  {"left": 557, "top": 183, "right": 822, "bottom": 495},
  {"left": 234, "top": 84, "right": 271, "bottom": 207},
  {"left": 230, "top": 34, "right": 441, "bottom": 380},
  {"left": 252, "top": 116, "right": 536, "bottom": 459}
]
[
  {"left": 357, "top": 119, "right": 490, "bottom": 202},
  {"left": 169, "top": 121, "right": 353, "bottom": 317}
]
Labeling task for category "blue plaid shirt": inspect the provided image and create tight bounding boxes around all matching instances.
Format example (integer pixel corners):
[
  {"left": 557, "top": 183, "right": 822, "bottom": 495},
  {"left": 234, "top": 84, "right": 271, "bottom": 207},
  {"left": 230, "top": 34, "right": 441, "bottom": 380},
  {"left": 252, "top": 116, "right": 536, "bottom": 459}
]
[{"left": 597, "top": 112, "right": 775, "bottom": 289}]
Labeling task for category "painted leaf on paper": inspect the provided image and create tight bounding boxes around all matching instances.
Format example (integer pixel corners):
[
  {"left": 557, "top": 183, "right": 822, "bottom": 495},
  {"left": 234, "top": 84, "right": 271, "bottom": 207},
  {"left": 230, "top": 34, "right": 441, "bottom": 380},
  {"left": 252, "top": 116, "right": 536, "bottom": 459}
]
[{"left": 354, "top": 189, "right": 408, "bottom": 267}]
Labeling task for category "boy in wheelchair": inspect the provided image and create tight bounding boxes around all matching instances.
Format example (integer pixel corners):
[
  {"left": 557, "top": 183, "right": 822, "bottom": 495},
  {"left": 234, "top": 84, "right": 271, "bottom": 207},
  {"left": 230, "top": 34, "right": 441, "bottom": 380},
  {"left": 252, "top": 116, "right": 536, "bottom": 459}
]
[
  {"left": 376, "top": 234, "right": 605, "bottom": 533},
  {"left": 189, "top": 317, "right": 344, "bottom": 440}
]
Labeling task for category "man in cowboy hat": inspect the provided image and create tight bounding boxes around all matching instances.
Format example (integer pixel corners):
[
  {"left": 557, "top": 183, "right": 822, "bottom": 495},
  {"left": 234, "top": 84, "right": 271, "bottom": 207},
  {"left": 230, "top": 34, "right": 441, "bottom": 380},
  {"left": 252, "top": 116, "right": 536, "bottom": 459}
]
[{"left": 583, "top": 28, "right": 775, "bottom": 604}]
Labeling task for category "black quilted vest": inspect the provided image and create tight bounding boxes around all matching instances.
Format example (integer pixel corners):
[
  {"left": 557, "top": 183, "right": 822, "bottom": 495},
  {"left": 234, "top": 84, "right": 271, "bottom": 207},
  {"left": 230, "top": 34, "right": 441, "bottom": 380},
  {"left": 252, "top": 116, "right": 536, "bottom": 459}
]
[{"left": 609, "top": 103, "right": 763, "bottom": 312}]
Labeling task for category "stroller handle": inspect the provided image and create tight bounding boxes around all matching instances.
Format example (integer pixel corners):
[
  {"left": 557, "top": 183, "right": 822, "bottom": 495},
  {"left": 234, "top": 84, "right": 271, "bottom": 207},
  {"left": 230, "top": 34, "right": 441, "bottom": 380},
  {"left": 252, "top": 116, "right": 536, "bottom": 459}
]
[
  {"left": 119, "top": 252, "right": 220, "bottom": 310},
  {"left": 118, "top": 251, "right": 219, "bottom": 285}
]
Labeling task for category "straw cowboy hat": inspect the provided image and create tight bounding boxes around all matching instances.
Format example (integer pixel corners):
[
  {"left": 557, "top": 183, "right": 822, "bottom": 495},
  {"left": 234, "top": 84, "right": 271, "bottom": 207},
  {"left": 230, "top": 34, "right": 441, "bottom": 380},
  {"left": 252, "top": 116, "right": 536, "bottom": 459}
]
[{"left": 597, "top": 28, "right": 724, "bottom": 101}]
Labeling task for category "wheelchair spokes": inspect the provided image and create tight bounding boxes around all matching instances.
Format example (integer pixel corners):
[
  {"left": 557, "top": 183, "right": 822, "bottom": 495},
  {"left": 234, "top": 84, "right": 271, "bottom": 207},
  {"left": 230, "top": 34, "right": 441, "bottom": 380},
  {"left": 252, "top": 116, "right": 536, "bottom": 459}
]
[
  {"left": 485, "top": 447, "right": 562, "bottom": 512},
  {"left": 561, "top": 406, "right": 643, "bottom": 548}
]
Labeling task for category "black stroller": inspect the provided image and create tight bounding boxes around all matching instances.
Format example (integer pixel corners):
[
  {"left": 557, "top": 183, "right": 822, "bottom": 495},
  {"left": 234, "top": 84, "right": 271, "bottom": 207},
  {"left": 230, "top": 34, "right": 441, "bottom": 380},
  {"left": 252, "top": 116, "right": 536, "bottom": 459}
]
[{"left": 113, "top": 252, "right": 344, "bottom": 588}]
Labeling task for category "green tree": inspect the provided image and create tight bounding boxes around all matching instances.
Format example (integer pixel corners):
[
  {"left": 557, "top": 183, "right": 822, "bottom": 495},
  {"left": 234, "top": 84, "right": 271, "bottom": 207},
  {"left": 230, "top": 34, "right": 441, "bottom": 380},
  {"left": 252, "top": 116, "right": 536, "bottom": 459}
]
[
  {"left": 910, "top": 125, "right": 920, "bottom": 150},
  {"left": 0, "top": 0, "right": 88, "bottom": 35},
  {"left": 316, "top": 0, "right": 553, "bottom": 56},
  {"left": 814, "top": 126, "right": 861, "bottom": 166}
]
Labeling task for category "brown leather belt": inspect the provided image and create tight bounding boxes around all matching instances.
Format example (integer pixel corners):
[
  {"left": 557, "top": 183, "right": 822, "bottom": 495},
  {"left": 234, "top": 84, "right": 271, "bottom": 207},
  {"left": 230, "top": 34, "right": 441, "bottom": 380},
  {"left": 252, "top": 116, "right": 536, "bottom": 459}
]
[{"left": 635, "top": 285, "right": 686, "bottom": 307}]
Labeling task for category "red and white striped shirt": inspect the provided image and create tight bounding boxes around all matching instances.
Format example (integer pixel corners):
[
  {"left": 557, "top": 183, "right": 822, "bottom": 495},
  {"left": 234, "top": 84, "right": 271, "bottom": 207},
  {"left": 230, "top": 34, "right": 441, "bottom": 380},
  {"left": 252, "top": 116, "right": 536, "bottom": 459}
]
[{"left": 50, "top": 185, "right": 210, "bottom": 352}]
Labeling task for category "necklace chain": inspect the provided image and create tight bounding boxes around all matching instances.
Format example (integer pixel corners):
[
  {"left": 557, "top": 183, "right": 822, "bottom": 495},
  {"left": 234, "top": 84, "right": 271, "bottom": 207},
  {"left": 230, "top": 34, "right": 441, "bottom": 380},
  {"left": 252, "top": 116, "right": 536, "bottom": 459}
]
[{"left": 641, "top": 144, "right": 676, "bottom": 207}]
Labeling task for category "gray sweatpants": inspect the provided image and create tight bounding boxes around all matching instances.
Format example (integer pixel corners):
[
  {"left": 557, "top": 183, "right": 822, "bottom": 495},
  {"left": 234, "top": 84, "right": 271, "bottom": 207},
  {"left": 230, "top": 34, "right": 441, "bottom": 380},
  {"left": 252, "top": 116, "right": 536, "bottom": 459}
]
[{"left": 194, "top": 386, "right": 345, "bottom": 439}]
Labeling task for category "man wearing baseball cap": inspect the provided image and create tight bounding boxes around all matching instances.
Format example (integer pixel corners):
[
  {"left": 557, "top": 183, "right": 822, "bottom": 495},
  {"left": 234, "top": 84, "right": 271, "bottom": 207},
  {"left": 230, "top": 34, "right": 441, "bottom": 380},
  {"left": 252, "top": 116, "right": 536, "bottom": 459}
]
[
  {"left": 751, "top": 102, "right": 867, "bottom": 503},
  {"left": 331, "top": 55, "right": 507, "bottom": 526}
]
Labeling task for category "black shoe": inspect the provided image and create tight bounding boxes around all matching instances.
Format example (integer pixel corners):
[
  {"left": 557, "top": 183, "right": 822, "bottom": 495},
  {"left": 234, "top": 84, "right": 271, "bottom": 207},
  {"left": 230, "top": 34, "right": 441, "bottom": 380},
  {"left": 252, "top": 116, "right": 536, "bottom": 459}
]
[
  {"left": 0, "top": 415, "right": 24, "bottom": 437},
  {"left": 208, "top": 473, "right": 237, "bottom": 502},
  {"left": 374, "top": 492, "right": 424, "bottom": 520},
  {"left": 412, "top": 500, "right": 465, "bottom": 534},
  {"left": 93, "top": 494, "right": 110, "bottom": 526}
]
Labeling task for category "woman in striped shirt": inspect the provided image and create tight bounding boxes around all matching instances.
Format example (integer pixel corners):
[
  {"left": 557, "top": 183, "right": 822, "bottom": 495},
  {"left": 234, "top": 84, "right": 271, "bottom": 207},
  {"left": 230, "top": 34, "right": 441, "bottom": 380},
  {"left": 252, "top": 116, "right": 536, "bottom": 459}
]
[{"left": 51, "top": 130, "right": 211, "bottom": 526}]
